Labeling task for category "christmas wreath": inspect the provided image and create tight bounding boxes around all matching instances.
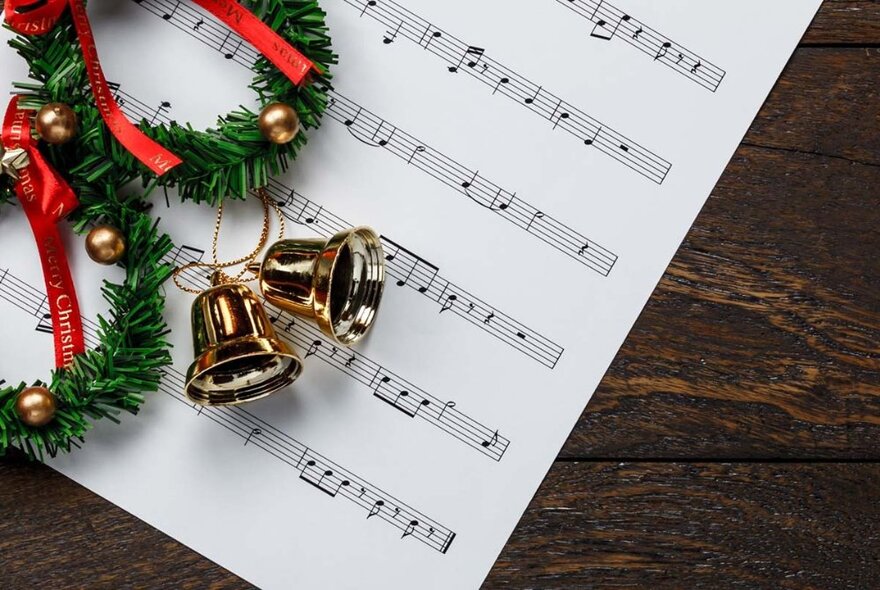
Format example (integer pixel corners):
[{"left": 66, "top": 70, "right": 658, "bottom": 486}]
[{"left": 0, "top": 0, "right": 336, "bottom": 459}]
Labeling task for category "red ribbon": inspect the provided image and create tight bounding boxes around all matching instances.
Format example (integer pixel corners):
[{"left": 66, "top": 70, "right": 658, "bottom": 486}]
[
  {"left": 3, "top": 97, "right": 86, "bottom": 369},
  {"left": 4, "top": 0, "right": 321, "bottom": 174}
]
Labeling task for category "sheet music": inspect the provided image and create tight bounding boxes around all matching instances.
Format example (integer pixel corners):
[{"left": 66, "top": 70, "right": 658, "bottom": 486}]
[{"left": 0, "top": 1, "right": 822, "bottom": 588}]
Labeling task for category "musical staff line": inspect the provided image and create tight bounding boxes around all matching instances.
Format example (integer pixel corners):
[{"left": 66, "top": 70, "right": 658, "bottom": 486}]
[
  {"left": 343, "top": 0, "right": 672, "bottom": 184},
  {"left": 553, "top": 0, "right": 726, "bottom": 92},
  {"left": 325, "top": 92, "right": 618, "bottom": 276},
  {"left": 265, "top": 179, "right": 565, "bottom": 369},
  {"left": 106, "top": 80, "right": 564, "bottom": 369},
  {"left": 0, "top": 268, "right": 457, "bottom": 554},
  {"left": 170, "top": 247, "right": 511, "bottom": 462},
  {"left": 131, "top": 0, "right": 620, "bottom": 277}
]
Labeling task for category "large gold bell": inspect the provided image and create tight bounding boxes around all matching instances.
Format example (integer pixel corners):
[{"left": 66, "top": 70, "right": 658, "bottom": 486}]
[
  {"left": 250, "top": 227, "right": 386, "bottom": 345},
  {"left": 185, "top": 274, "right": 303, "bottom": 406}
]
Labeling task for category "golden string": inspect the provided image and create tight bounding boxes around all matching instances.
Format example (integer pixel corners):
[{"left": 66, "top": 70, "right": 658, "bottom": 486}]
[{"left": 173, "top": 188, "right": 285, "bottom": 294}]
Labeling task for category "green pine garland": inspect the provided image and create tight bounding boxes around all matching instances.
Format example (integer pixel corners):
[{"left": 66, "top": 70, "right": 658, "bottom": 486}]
[
  {"left": 0, "top": 0, "right": 336, "bottom": 206},
  {"left": 0, "top": 191, "right": 174, "bottom": 460},
  {"left": 0, "top": 0, "right": 335, "bottom": 459}
]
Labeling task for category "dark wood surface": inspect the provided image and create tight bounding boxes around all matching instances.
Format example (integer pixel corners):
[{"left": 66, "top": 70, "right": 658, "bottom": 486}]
[{"left": 2, "top": 2, "right": 878, "bottom": 588}]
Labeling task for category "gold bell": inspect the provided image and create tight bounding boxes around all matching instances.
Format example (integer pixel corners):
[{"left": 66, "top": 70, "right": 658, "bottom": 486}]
[
  {"left": 250, "top": 227, "right": 386, "bottom": 345},
  {"left": 185, "top": 273, "right": 303, "bottom": 406}
]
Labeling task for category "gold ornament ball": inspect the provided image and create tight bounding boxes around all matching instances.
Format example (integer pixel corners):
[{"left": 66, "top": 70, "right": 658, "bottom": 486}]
[
  {"left": 15, "top": 387, "right": 57, "bottom": 427},
  {"left": 258, "top": 103, "right": 301, "bottom": 145},
  {"left": 86, "top": 225, "right": 127, "bottom": 265},
  {"left": 35, "top": 103, "right": 78, "bottom": 145}
]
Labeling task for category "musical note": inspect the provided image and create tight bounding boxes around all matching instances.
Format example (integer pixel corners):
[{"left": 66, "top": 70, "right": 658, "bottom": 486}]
[
  {"left": 244, "top": 428, "right": 262, "bottom": 446},
  {"left": 449, "top": 46, "right": 486, "bottom": 73},
  {"left": 438, "top": 401, "right": 456, "bottom": 421},
  {"left": 418, "top": 25, "right": 442, "bottom": 49},
  {"left": 35, "top": 312, "right": 53, "bottom": 335},
  {"left": 550, "top": 100, "right": 571, "bottom": 129},
  {"left": 0, "top": 268, "right": 459, "bottom": 553},
  {"left": 149, "top": 100, "right": 171, "bottom": 124},
  {"left": 370, "top": 120, "right": 397, "bottom": 147},
  {"left": 492, "top": 76, "right": 510, "bottom": 94},
  {"left": 402, "top": 520, "right": 419, "bottom": 539},
  {"left": 481, "top": 430, "right": 500, "bottom": 449},
  {"left": 219, "top": 31, "right": 243, "bottom": 60},
  {"left": 554, "top": 0, "right": 725, "bottom": 91},
  {"left": 407, "top": 144, "right": 427, "bottom": 164},
  {"left": 654, "top": 41, "right": 672, "bottom": 61},
  {"left": 383, "top": 22, "right": 402, "bottom": 44},
  {"left": 305, "top": 340, "right": 322, "bottom": 358},
  {"left": 135, "top": 3, "right": 628, "bottom": 267},
  {"left": 524, "top": 86, "right": 542, "bottom": 105},
  {"left": 264, "top": 181, "right": 567, "bottom": 369},
  {"left": 526, "top": 211, "right": 545, "bottom": 230},
  {"left": 367, "top": 499, "right": 385, "bottom": 519},
  {"left": 439, "top": 293, "right": 457, "bottom": 314},
  {"left": 161, "top": 2, "right": 179, "bottom": 21},
  {"left": 384, "top": 238, "right": 440, "bottom": 294},
  {"left": 299, "top": 460, "right": 349, "bottom": 497},
  {"left": 590, "top": 13, "right": 630, "bottom": 41}
]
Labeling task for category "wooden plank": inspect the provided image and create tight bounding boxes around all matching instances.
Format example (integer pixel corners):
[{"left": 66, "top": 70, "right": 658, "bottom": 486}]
[
  {"left": 564, "top": 142, "right": 880, "bottom": 459},
  {"left": 745, "top": 49, "right": 880, "bottom": 164},
  {"left": 486, "top": 461, "right": 880, "bottom": 589},
  {"left": 806, "top": 1, "right": 880, "bottom": 44},
  {"left": 2, "top": 459, "right": 878, "bottom": 589},
  {"left": 0, "top": 456, "right": 251, "bottom": 589}
]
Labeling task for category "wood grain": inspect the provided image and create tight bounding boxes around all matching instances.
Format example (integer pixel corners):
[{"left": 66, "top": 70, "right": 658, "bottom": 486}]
[
  {"left": 486, "top": 461, "right": 880, "bottom": 590},
  {"left": 3, "top": 458, "right": 879, "bottom": 590},
  {"left": 805, "top": 1, "right": 880, "bottom": 44},
  {"left": 563, "top": 48, "right": 880, "bottom": 460},
  {"left": 2, "top": 6, "right": 878, "bottom": 590}
]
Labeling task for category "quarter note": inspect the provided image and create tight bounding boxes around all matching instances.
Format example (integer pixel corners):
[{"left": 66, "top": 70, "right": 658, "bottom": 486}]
[
  {"left": 383, "top": 22, "right": 401, "bottom": 44},
  {"left": 524, "top": 86, "right": 543, "bottom": 105},
  {"left": 418, "top": 25, "right": 442, "bottom": 49},
  {"left": 492, "top": 76, "right": 510, "bottom": 95}
]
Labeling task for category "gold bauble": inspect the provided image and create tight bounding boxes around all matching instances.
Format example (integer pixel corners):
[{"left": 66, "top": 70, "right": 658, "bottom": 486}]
[
  {"left": 35, "top": 103, "right": 78, "bottom": 145},
  {"left": 85, "top": 225, "right": 127, "bottom": 265},
  {"left": 258, "top": 103, "right": 301, "bottom": 145},
  {"left": 15, "top": 387, "right": 57, "bottom": 427}
]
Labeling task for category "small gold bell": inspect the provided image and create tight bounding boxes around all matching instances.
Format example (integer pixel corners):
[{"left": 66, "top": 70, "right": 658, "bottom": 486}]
[
  {"left": 185, "top": 273, "right": 303, "bottom": 406},
  {"left": 250, "top": 227, "right": 386, "bottom": 345}
]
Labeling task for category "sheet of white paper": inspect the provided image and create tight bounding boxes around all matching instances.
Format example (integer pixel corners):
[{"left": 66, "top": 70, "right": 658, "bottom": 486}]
[{"left": 0, "top": 1, "right": 822, "bottom": 587}]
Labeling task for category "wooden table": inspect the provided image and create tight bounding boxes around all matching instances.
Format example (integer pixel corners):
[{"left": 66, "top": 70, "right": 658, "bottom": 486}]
[{"left": 2, "top": 3, "right": 878, "bottom": 587}]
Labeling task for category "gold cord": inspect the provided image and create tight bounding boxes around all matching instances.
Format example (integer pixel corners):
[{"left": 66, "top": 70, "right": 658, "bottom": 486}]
[{"left": 173, "top": 188, "right": 285, "bottom": 294}]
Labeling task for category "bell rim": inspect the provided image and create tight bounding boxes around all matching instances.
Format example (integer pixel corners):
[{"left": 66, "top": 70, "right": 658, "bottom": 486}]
[
  {"left": 185, "top": 336, "right": 303, "bottom": 406},
  {"left": 313, "top": 226, "right": 385, "bottom": 345}
]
